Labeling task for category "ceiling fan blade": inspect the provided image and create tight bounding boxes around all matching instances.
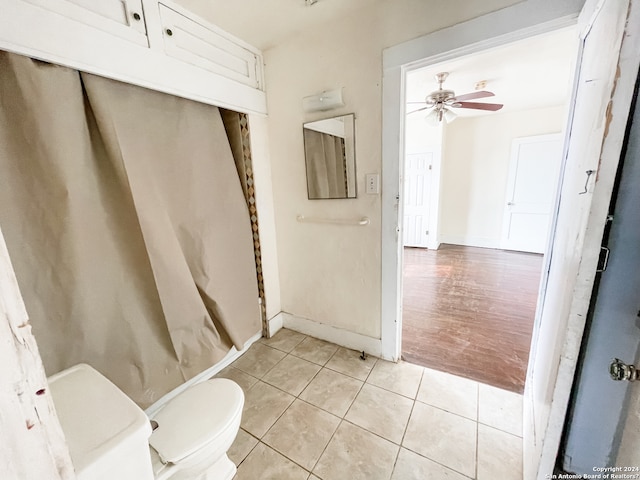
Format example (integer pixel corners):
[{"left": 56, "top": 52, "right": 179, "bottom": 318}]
[
  {"left": 451, "top": 90, "right": 495, "bottom": 102},
  {"left": 455, "top": 101, "right": 503, "bottom": 111},
  {"left": 407, "top": 106, "right": 430, "bottom": 114}
]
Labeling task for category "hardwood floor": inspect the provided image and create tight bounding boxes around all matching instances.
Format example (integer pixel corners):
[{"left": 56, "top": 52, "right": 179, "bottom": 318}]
[{"left": 402, "top": 244, "right": 543, "bottom": 393}]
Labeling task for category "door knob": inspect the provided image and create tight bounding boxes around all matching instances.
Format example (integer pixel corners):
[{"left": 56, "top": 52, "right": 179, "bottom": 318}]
[{"left": 609, "top": 358, "right": 640, "bottom": 382}]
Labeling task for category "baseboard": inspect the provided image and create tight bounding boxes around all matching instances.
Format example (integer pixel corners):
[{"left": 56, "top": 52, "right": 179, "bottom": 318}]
[
  {"left": 278, "top": 312, "right": 382, "bottom": 358},
  {"left": 268, "top": 311, "right": 285, "bottom": 337},
  {"left": 145, "top": 330, "right": 262, "bottom": 417},
  {"left": 438, "top": 234, "right": 500, "bottom": 249}
]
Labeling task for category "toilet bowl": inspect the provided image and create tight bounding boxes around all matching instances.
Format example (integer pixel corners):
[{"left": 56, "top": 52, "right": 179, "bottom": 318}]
[{"left": 48, "top": 363, "right": 244, "bottom": 480}]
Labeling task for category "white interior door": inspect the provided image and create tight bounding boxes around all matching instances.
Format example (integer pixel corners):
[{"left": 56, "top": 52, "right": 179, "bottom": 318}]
[
  {"left": 501, "top": 134, "right": 562, "bottom": 253},
  {"left": 403, "top": 152, "right": 433, "bottom": 248}
]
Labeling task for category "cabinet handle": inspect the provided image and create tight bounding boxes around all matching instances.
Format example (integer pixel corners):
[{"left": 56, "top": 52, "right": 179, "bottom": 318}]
[
  {"left": 166, "top": 28, "right": 173, "bottom": 36},
  {"left": 132, "top": 12, "right": 141, "bottom": 21}
]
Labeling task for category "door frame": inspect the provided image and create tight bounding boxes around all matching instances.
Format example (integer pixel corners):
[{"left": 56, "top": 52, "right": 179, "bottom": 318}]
[
  {"left": 381, "top": 0, "right": 640, "bottom": 478},
  {"left": 381, "top": 0, "right": 583, "bottom": 363},
  {"left": 559, "top": 67, "right": 640, "bottom": 474}
]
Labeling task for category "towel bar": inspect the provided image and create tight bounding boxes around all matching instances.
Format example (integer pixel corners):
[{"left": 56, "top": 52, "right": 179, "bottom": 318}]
[{"left": 296, "top": 215, "right": 370, "bottom": 226}]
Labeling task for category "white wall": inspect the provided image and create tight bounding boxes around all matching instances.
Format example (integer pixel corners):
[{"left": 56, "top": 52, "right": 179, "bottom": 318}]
[
  {"left": 439, "top": 106, "right": 567, "bottom": 248},
  {"left": 264, "top": 0, "right": 520, "bottom": 340}
]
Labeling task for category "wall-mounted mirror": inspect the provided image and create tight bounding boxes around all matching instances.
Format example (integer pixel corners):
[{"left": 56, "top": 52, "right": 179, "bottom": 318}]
[{"left": 303, "top": 113, "right": 356, "bottom": 199}]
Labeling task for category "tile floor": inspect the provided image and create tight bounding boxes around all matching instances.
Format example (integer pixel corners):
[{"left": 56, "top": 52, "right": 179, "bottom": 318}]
[{"left": 217, "top": 329, "right": 523, "bottom": 480}]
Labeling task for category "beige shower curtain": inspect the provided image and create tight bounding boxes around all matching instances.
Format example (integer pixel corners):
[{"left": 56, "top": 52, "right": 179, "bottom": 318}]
[
  {"left": 0, "top": 52, "right": 260, "bottom": 407},
  {"left": 303, "top": 128, "right": 347, "bottom": 199}
]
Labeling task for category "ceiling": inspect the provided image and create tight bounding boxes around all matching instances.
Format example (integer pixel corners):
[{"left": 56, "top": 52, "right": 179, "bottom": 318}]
[
  {"left": 175, "top": 0, "right": 382, "bottom": 51},
  {"left": 406, "top": 27, "right": 578, "bottom": 119},
  {"left": 173, "top": 1, "right": 577, "bottom": 118}
]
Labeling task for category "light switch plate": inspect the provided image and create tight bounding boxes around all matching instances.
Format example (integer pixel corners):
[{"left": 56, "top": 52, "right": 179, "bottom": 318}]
[{"left": 365, "top": 173, "right": 380, "bottom": 194}]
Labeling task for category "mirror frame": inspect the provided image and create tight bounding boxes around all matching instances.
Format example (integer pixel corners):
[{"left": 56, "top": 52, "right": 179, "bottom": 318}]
[{"left": 303, "top": 113, "right": 356, "bottom": 200}]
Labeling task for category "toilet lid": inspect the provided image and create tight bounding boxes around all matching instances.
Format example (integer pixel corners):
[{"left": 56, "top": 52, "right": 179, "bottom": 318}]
[{"left": 149, "top": 378, "right": 244, "bottom": 464}]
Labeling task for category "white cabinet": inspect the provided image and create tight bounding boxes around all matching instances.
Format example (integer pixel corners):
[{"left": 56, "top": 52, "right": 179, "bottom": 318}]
[
  {"left": 158, "top": 3, "right": 262, "bottom": 89},
  {"left": 0, "top": 0, "right": 267, "bottom": 114},
  {"left": 21, "top": 0, "right": 149, "bottom": 46}
]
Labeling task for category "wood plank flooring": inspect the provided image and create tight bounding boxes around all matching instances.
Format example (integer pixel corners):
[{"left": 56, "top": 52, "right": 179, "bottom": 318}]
[{"left": 402, "top": 244, "right": 543, "bottom": 393}]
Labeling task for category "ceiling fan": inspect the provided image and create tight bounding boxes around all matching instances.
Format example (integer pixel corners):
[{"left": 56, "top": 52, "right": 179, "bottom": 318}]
[{"left": 408, "top": 72, "right": 503, "bottom": 124}]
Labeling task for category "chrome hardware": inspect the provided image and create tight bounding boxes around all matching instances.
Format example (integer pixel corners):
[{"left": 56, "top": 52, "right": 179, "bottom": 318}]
[{"left": 610, "top": 358, "right": 640, "bottom": 382}]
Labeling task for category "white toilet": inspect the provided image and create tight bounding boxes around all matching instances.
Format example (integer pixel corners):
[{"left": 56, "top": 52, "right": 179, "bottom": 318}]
[{"left": 48, "top": 363, "right": 244, "bottom": 480}]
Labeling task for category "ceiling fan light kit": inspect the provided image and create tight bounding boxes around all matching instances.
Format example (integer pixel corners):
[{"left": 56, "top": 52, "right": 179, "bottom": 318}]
[{"left": 409, "top": 71, "right": 504, "bottom": 124}]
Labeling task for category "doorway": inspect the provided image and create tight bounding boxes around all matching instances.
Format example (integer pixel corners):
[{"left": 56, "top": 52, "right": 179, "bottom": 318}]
[
  {"left": 398, "top": 29, "right": 576, "bottom": 392},
  {"left": 382, "top": 1, "right": 639, "bottom": 478}
]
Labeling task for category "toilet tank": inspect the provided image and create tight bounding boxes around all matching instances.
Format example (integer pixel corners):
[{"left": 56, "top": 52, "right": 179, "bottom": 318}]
[{"left": 48, "top": 364, "right": 154, "bottom": 480}]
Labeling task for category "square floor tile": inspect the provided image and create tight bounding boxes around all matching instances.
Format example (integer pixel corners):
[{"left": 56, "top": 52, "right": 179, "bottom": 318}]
[
  {"left": 263, "top": 400, "right": 340, "bottom": 471},
  {"left": 391, "top": 448, "right": 470, "bottom": 480},
  {"left": 345, "top": 383, "right": 413, "bottom": 444},
  {"left": 260, "top": 328, "right": 307, "bottom": 353},
  {"left": 291, "top": 336, "right": 339, "bottom": 366},
  {"left": 232, "top": 343, "right": 286, "bottom": 379},
  {"left": 241, "top": 381, "right": 295, "bottom": 438},
  {"left": 403, "top": 402, "right": 477, "bottom": 478},
  {"left": 477, "top": 424, "right": 523, "bottom": 480},
  {"left": 300, "top": 368, "right": 363, "bottom": 417},
  {"left": 228, "top": 428, "right": 258, "bottom": 466},
  {"left": 367, "top": 360, "right": 424, "bottom": 399},
  {"left": 314, "top": 421, "right": 399, "bottom": 480},
  {"left": 262, "top": 355, "right": 321, "bottom": 396},
  {"left": 234, "top": 442, "right": 309, "bottom": 480},
  {"left": 478, "top": 383, "right": 523, "bottom": 436},
  {"left": 417, "top": 368, "right": 478, "bottom": 420},
  {"left": 215, "top": 366, "right": 258, "bottom": 393},
  {"left": 325, "top": 347, "right": 377, "bottom": 381}
]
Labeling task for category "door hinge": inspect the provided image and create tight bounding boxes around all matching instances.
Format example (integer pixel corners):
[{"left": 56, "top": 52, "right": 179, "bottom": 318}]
[
  {"left": 428, "top": 165, "right": 432, "bottom": 170},
  {"left": 425, "top": 230, "right": 429, "bottom": 235}
]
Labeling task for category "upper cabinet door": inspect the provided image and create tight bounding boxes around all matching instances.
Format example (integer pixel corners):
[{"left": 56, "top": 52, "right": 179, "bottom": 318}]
[
  {"left": 21, "top": 0, "right": 148, "bottom": 46},
  {"left": 158, "top": 3, "right": 262, "bottom": 90}
]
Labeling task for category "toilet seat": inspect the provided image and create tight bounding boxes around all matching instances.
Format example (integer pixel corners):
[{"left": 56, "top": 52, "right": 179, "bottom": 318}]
[{"left": 149, "top": 378, "right": 244, "bottom": 467}]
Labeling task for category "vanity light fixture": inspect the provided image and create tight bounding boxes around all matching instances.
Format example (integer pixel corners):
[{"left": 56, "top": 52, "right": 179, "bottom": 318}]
[{"left": 302, "top": 88, "right": 344, "bottom": 112}]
